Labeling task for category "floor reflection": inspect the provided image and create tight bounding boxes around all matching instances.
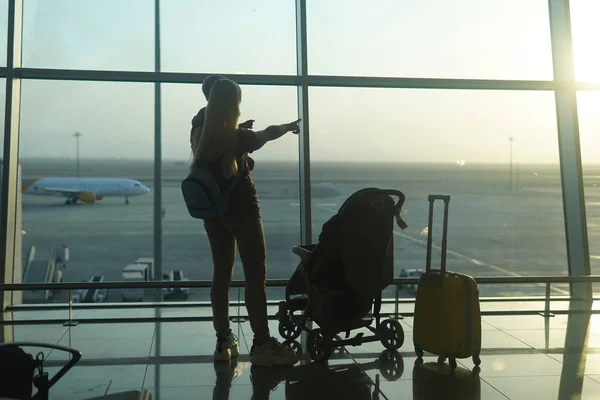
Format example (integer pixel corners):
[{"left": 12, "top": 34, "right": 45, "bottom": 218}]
[
  {"left": 5, "top": 299, "right": 600, "bottom": 399},
  {"left": 558, "top": 307, "right": 591, "bottom": 400},
  {"left": 412, "top": 360, "right": 481, "bottom": 400},
  {"left": 207, "top": 340, "right": 404, "bottom": 400}
]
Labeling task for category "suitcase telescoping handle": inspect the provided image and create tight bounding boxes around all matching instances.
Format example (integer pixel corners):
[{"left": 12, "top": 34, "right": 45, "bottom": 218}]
[{"left": 425, "top": 195, "right": 450, "bottom": 276}]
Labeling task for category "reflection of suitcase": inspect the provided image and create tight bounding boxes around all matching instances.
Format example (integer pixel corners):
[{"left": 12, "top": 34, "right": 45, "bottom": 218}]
[
  {"left": 413, "top": 195, "right": 482, "bottom": 369},
  {"left": 412, "top": 361, "right": 481, "bottom": 400}
]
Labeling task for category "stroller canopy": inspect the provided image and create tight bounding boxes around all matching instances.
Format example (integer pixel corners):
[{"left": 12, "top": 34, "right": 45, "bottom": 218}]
[{"left": 319, "top": 188, "right": 405, "bottom": 298}]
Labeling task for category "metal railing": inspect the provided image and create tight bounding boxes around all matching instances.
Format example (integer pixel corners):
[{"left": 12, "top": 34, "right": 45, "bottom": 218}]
[
  {"left": 3, "top": 274, "right": 600, "bottom": 292},
  {"left": 1, "top": 275, "right": 599, "bottom": 327}
]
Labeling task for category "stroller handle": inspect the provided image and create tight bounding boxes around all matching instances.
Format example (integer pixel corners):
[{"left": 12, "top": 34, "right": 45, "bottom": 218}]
[
  {"left": 292, "top": 245, "right": 314, "bottom": 262},
  {"left": 379, "top": 189, "right": 406, "bottom": 212}
]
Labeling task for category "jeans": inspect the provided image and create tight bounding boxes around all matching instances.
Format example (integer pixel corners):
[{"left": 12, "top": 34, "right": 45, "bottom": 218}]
[{"left": 204, "top": 214, "right": 270, "bottom": 343}]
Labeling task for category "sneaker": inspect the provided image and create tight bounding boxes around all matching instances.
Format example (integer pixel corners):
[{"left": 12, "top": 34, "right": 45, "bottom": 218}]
[
  {"left": 213, "top": 358, "right": 239, "bottom": 398},
  {"left": 250, "top": 337, "right": 299, "bottom": 366},
  {"left": 214, "top": 332, "right": 240, "bottom": 362},
  {"left": 250, "top": 365, "right": 293, "bottom": 394}
]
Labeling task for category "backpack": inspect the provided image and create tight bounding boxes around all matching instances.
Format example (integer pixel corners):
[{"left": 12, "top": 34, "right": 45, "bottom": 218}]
[
  {"left": 0, "top": 344, "right": 36, "bottom": 399},
  {"left": 181, "top": 155, "right": 246, "bottom": 220}
]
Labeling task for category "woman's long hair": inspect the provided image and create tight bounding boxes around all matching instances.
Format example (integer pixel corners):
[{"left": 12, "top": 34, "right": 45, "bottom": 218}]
[{"left": 192, "top": 79, "right": 241, "bottom": 179}]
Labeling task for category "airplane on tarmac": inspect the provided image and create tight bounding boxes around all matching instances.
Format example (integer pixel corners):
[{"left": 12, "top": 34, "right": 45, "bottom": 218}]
[
  {"left": 21, "top": 176, "right": 150, "bottom": 205},
  {"left": 1, "top": 160, "right": 150, "bottom": 205}
]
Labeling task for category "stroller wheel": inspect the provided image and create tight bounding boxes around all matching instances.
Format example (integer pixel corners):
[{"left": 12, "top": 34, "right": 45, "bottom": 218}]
[
  {"left": 378, "top": 350, "right": 404, "bottom": 381},
  {"left": 380, "top": 319, "right": 404, "bottom": 351},
  {"left": 278, "top": 319, "right": 302, "bottom": 341},
  {"left": 278, "top": 311, "right": 303, "bottom": 340},
  {"left": 282, "top": 339, "right": 303, "bottom": 355},
  {"left": 307, "top": 329, "right": 332, "bottom": 364}
]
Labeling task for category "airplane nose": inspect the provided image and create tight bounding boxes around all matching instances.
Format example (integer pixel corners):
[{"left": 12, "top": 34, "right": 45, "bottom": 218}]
[{"left": 144, "top": 186, "right": 150, "bottom": 194}]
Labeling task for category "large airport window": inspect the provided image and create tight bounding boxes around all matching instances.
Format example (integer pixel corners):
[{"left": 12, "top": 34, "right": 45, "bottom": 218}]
[
  {"left": 309, "top": 87, "right": 568, "bottom": 298},
  {"left": 0, "top": 0, "right": 7, "bottom": 67},
  {"left": 570, "top": 0, "right": 600, "bottom": 82},
  {"left": 22, "top": 0, "right": 154, "bottom": 71},
  {"left": 161, "top": 83, "right": 300, "bottom": 302},
  {"left": 577, "top": 91, "right": 600, "bottom": 290},
  {"left": 161, "top": 0, "right": 296, "bottom": 75},
  {"left": 160, "top": 0, "right": 296, "bottom": 75},
  {"left": 306, "top": 0, "right": 553, "bottom": 80},
  {"left": 18, "top": 80, "right": 154, "bottom": 304}
]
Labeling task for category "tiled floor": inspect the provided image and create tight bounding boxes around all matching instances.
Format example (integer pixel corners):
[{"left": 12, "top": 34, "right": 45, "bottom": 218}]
[{"left": 3, "top": 302, "right": 600, "bottom": 399}]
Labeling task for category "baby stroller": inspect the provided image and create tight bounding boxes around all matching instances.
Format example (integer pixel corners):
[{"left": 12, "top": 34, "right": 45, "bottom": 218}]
[{"left": 277, "top": 188, "right": 408, "bottom": 363}]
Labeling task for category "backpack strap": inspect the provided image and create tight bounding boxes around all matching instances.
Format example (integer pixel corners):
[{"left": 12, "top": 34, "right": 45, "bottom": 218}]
[
  {"left": 194, "top": 154, "right": 246, "bottom": 199},
  {"left": 221, "top": 154, "right": 246, "bottom": 200}
]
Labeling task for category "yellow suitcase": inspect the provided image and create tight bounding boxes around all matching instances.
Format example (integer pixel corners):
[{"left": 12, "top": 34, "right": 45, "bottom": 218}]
[{"left": 413, "top": 195, "right": 482, "bottom": 369}]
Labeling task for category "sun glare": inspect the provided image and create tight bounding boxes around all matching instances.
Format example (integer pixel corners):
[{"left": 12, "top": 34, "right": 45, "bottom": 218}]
[{"left": 571, "top": 0, "right": 600, "bottom": 83}]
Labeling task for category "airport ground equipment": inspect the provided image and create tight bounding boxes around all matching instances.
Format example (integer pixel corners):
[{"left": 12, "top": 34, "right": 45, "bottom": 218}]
[
  {"left": 71, "top": 276, "right": 108, "bottom": 303},
  {"left": 121, "top": 264, "right": 150, "bottom": 302},
  {"left": 134, "top": 257, "right": 155, "bottom": 280},
  {"left": 22, "top": 245, "right": 69, "bottom": 303},
  {"left": 162, "top": 270, "right": 190, "bottom": 299}
]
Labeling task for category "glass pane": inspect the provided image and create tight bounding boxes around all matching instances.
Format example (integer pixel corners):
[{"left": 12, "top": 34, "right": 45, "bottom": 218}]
[
  {"left": 310, "top": 87, "right": 567, "bottom": 298},
  {"left": 307, "top": 0, "right": 553, "bottom": 80},
  {"left": 0, "top": 79, "right": 7, "bottom": 309},
  {"left": 18, "top": 80, "right": 154, "bottom": 304},
  {"left": 0, "top": 0, "right": 7, "bottom": 67},
  {"left": 160, "top": 0, "right": 296, "bottom": 75},
  {"left": 162, "top": 83, "right": 300, "bottom": 301},
  {"left": 578, "top": 91, "right": 600, "bottom": 280},
  {"left": 22, "top": 0, "right": 154, "bottom": 71},
  {"left": 571, "top": 0, "right": 600, "bottom": 82}
]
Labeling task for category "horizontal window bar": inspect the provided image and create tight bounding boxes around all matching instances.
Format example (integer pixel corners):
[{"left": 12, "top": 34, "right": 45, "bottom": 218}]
[
  {"left": 0, "top": 275, "right": 599, "bottom": 292},
  {"left": 15, "top": 68, "right": 300, "bottom": 85},
  {"left": 307, "top": 75, "right": 557, "bottom": 90},
  {"left": 9, "top": 68, "right": 565, "bottom": 91}
]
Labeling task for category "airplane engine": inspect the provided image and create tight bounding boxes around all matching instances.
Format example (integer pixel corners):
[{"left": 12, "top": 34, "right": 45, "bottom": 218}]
[
  {"left": 96, "top": 195, "right": 103, "bottom": 201},
  {"left": 78, "top": 192, "right": 96, "bottom": 203}
]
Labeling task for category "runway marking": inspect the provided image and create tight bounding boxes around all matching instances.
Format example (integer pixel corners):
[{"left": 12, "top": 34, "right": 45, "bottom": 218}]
[
  {"left": 394, "top": 231, "right": 570, "bottom": 296},
  {"left": 314, "top": 201, "right": 569, "bottom": 295}
]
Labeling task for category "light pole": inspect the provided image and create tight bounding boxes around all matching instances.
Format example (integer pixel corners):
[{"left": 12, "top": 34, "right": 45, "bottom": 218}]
[
  {"left": 73, "top": 132, "right": 82, "bottom": 177},
  {"left": 509, "top": 136, "right": 514, "bottom": 189}
]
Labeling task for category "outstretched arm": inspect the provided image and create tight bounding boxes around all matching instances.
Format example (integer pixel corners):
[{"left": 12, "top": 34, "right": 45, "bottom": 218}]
[{"left": 254, "top": 119, "right": 301, "bottom": 150}]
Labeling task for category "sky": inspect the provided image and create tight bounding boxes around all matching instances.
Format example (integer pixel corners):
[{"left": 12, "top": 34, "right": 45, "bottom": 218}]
[{"left": 0, "top": 0, "right": 598, "bottom": 164}]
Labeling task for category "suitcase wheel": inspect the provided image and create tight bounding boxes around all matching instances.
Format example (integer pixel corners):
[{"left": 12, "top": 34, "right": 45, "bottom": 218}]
[
  {"left": 473, "top": 355, "right": 481, "bottom": 366},
  {"left": 449, "top": 358, "right": 457, "bottom": 370},
  {"left": 415, "top": 347, "right": 424, "bottom": 358},
  {"left": 437, "top": 356, "right": 457, "bottom": 370}
]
